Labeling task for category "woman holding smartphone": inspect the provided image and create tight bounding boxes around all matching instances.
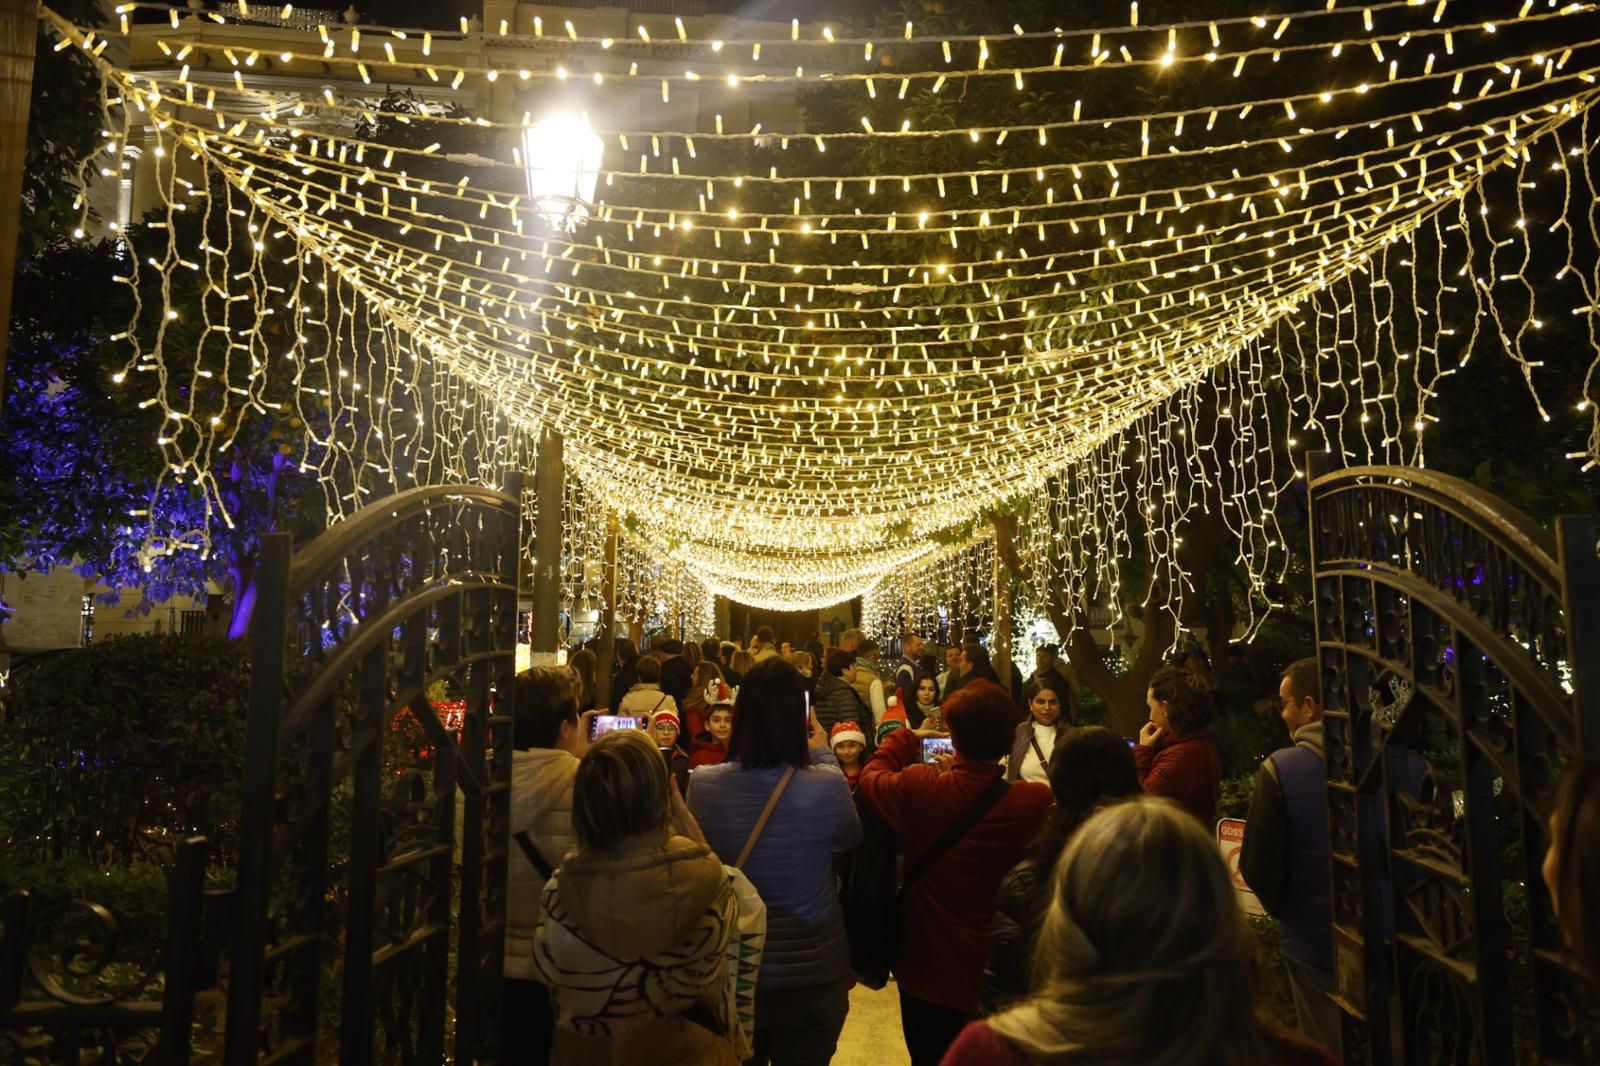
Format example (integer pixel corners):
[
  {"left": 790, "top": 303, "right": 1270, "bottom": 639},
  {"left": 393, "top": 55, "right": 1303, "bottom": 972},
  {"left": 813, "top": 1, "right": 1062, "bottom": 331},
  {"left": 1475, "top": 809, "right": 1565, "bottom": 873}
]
[{"left": 688, "top": 658, "right": 862, "bottom": 1066}]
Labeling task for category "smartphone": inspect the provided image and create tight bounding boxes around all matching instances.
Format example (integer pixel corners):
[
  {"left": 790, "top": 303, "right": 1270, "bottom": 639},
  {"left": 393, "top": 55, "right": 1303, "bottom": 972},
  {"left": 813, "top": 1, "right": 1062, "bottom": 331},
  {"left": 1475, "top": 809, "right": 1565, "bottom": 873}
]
[
  {"left": 804, "top": 689, "right": 812, "bottom": 726},
  {"left": 590, "top": 714, "right": 647, "bottom": 741},
  {"left": 922, "top": 736, "right": 955, "bottom": 763},
  {"left": 1124, "top": 737, "right": 1137, "bottom": 748}
]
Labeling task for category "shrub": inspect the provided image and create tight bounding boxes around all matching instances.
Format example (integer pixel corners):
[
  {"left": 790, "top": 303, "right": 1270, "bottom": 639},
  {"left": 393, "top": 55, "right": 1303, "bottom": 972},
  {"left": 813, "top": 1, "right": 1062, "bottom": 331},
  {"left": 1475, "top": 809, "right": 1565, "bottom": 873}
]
[{"left": 0, "top": 633, "right": 249, "bottom": 867}]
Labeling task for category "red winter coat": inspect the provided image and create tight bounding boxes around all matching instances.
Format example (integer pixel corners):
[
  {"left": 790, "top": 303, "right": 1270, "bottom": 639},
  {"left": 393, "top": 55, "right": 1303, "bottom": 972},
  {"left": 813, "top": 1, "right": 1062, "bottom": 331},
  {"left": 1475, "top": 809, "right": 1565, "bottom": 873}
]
[
  {"left": 687, "top": 737, "right": 726, "bottom": 770},
  {"left": 1134, "top": 727, "right": 1222, "bottom": 827},
  {"left": 858, "top": 728, "right": 1054, "bottom": 1013}
]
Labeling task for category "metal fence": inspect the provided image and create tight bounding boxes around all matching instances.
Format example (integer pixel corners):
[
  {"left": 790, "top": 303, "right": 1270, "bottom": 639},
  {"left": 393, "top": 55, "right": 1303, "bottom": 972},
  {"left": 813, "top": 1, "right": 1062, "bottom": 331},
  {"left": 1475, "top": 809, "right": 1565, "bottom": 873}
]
[
  {"left": 1306, "top": 453, "right": 1600, "bottom": 1065},
  {"left": 1, "top": 476, "right": 525, "bottom": 1064}
]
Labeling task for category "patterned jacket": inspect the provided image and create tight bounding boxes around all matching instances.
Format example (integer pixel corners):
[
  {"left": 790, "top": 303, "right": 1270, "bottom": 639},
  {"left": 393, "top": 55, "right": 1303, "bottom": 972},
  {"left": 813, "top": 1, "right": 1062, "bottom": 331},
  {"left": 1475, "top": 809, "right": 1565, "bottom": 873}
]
[{"left": 533, "top": 832, "right": 739, "bottom": 1065}]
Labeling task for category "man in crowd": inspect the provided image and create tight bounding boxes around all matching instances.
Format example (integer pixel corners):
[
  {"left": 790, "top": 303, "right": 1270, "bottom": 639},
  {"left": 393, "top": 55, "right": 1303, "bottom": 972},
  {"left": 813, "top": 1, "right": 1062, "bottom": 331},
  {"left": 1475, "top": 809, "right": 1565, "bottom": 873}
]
[
  {"left": 504, "top": 668, "right": 595, "bottom": 1062},
  {"left": 852, "top": 640, "right": 884, "bottom": 709},
  {"left": 895, "top": 632, "right": 925, "bottom": 699},
  {"left": 938, "top": 644, "right": 963, "bottom": 696},
  {"left": 1240, "top": 657, "right": 1340, "bottom": 1058},
  {"left": 751, "top": 625, "right": 780, "bottom": 663},
  {"left": 1024, "top": 643, "right": 1076, "bottom": 723}
]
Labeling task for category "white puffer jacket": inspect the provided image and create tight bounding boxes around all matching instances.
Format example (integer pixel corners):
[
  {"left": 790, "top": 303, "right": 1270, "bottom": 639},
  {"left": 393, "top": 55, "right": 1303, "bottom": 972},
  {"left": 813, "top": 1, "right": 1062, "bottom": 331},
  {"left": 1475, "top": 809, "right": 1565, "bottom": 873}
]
[{"left": 506, "top": 747, "right": 579, "bottom": 979}]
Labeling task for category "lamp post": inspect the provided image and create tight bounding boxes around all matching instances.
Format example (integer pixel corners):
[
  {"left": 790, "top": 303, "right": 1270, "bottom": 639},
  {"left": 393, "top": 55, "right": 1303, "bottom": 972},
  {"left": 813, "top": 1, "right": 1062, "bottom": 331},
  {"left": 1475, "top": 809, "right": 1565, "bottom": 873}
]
[
  {"left": 523, "top": 112, "right": 601, "bottom": 665},
  {"left": 521, "top": 112, "right": 603, "bottom": 232}
]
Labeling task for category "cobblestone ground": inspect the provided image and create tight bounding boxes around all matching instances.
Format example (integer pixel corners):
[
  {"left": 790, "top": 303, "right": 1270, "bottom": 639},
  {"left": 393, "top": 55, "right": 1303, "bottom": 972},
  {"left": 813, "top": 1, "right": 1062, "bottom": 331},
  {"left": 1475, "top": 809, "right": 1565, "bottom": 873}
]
[{"left": 834, "top": 981, "right": 912, "bottom": 1066}]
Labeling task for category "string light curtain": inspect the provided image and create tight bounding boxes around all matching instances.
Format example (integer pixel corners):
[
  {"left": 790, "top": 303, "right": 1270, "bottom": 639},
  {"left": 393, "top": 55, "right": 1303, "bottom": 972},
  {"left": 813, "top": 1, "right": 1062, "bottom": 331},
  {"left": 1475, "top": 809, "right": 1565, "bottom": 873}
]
[{"left": 47, "top": 1, "right": 1600, "bottom": 610}]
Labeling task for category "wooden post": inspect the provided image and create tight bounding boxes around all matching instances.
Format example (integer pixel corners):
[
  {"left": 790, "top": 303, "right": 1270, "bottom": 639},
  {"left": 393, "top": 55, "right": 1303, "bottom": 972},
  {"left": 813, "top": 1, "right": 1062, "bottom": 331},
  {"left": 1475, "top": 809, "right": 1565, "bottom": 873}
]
[
  {"left": 0, "top": 0, "right": 41, "bottom": 414},
  {"left": 993, "top": 543, "right": 1013, "bottom": 699},
  {"left": 529, "top": 427, "right": 564, "bottom": 665},
  {"left": 595, "top": 511, "right": 619, "bottom": 710}
]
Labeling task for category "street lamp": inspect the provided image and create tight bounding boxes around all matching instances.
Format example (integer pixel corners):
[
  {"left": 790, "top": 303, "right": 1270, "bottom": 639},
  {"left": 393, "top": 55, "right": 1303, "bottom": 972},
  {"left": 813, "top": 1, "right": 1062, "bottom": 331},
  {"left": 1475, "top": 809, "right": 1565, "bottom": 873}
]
[{"left": 521, "top": 112, "right": 603, "bottom": 231}]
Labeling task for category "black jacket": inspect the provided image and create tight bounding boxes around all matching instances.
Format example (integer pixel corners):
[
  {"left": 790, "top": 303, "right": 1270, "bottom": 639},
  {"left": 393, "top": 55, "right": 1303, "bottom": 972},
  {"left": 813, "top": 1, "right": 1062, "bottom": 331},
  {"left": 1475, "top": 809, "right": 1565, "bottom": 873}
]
[
  {"left": 981, "top": 858, "right": 1048, "bottom": 1012},
  {"left": 609, "top": 663, "right": 639, "bottom": 712},
  {"left": 660, "top": 654, "right": 694, "bottom": 709}
]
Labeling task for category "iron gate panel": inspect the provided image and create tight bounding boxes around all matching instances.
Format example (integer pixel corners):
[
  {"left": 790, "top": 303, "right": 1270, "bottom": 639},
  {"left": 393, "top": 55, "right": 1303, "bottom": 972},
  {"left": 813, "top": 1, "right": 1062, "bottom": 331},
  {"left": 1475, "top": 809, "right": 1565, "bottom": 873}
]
[
  {"left": 227, "top": 478, "right": 524, "bottom": 1066},
  {"left": 1307, "top": 456, "right": 1599, "bottom": 1066}
]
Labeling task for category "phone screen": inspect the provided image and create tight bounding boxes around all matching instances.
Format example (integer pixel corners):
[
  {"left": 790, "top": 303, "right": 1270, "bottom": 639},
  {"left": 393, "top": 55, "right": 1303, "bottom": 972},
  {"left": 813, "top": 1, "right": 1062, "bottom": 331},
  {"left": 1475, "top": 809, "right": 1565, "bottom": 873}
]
[
  {"left": 1125, "top": 737, "right": 1137, "bottom": 748},
  {"left": 590, "top": 715, "right": 648, "bottom": 741},
  {"left": 804, "top": 689, "right": 812, "bottom": 725},
  {"left": 922, "top": 736, "right": 955, "bottom": 763}
]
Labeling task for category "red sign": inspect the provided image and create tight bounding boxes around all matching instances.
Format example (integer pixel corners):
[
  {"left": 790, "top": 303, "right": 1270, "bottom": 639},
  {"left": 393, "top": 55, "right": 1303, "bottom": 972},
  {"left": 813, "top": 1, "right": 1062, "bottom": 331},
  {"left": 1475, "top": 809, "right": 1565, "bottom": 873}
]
[{"left": 1216, "top": 818, "right": 1265, "bottom": 917}]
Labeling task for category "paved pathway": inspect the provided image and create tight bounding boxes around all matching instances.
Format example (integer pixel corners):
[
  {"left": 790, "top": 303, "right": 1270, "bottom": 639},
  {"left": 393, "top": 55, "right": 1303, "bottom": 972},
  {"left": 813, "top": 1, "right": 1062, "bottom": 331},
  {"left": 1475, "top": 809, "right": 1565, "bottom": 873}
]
[{"left": 834, "top": 981, "right": 912, "bottom": 1066}]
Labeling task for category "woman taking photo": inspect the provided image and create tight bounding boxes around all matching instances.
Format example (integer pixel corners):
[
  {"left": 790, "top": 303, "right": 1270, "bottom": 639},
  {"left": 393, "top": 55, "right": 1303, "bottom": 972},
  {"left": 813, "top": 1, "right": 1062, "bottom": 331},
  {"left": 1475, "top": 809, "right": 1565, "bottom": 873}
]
[
  {"left": 945, "top": 797, "right": 1339, "bottom": 1066},
  {"left": 983, "top": 727, "right": 1141, "bottom": 1010},
  {"left": 1007, "top": 681, "right": 1072, "bottom": 784},
  {"left": 689, "top": 657, "right": 862, "bottom": 1065},
  {"left": 1135, "top": 665, "right": 1223, "bottom": 826},
  {"left": 911, "top": 675, "right": 943, "bottom": 732},
  {"left": 532, "top": 729, "right": 740, "bottom": 1065}
]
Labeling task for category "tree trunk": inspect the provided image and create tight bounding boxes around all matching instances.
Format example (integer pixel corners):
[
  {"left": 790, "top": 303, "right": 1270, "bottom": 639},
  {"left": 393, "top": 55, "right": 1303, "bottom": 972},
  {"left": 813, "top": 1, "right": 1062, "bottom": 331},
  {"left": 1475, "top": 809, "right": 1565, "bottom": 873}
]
[{"left": 992, "top": 509, "right": 1220, "bottom": 738}]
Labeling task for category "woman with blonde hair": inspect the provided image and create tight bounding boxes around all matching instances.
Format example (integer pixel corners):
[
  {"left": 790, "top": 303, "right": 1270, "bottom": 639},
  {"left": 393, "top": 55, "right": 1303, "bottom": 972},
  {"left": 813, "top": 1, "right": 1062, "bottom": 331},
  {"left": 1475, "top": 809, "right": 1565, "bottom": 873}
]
[
  {"left": 943, "top": 796, "right": 1338, "bottom": 1066},
  {"left": 533, "top": 728, "right": 743, "bottom": 1065}
]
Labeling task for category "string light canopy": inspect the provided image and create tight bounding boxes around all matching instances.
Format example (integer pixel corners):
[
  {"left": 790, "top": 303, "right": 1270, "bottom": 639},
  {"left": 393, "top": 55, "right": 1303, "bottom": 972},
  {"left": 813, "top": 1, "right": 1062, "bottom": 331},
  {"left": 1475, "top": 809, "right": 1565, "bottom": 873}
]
[{"left": 48, "top": 0, "right": 1600, "bottom": 611}]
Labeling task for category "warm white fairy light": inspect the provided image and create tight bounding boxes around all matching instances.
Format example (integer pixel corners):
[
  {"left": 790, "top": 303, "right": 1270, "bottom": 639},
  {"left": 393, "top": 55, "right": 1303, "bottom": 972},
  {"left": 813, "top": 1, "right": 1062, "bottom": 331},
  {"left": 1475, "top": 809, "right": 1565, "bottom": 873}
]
[{"left": 44, "top": 1, "right": 1600, "bottom": 615}]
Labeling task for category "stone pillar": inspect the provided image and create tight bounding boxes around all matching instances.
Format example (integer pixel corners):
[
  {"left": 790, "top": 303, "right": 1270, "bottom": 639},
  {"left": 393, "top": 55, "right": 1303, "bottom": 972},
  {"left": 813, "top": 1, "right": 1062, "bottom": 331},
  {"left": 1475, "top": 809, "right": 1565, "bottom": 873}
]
[
  {"left": 528, "top": 427, "right": 563, "bottom": 666},
  {"left": 0, "top": 0, "right": 41, "bottom": 413}
]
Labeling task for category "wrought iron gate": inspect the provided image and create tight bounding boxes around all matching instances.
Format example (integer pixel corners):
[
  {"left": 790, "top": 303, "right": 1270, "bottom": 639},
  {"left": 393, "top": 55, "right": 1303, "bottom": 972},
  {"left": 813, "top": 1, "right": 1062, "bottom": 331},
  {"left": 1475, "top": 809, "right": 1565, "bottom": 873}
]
[
  {"left": 226, "top": 477, "right": 524, "bottom": 1065},
  {"left": 1306, "top": 455, "right": 1600, "bottom": 1065}
]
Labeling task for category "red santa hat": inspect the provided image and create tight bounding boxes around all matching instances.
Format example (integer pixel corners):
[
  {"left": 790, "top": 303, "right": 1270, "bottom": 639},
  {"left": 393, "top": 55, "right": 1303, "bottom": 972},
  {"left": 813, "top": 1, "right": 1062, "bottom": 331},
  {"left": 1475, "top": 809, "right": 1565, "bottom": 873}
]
[
  {"left": 876, "top": 701, "right": 909, "bottom": 744},
  {"left": 650, "top": 706, "right": 681, "bottom": 733},
  {"left": 829, "top": 720, "right": 867, "bottom": 751},
  {"left": 705, "top": 679, "right": 737, "bottom": 707}
]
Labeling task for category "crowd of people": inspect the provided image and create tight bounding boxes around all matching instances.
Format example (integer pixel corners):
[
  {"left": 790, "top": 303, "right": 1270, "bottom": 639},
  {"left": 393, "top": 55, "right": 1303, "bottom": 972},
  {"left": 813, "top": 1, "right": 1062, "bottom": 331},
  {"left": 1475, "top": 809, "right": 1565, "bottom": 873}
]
[{"left": 501, "top": 627, "right": 1600, "bottom": 1066}]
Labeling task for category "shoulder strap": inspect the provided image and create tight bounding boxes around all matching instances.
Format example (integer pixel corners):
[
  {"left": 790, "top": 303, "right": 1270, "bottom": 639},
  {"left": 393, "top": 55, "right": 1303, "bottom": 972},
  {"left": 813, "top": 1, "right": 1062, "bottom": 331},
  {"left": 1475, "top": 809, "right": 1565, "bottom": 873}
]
[
  {"left": 651, "top": 692, "right": 669, "bottom": 714},
  {"left": 1028, "top": 734, "right": 1050, "bottom": 770},
  {"left": 902, "top": 776, "right": 1010, "bottom": 892},
  {"left": 735, "top": 765, "right": 796, "bottom": 868},
  {"left": 513, "top": 830, "right": 555, "bottom": 881}
]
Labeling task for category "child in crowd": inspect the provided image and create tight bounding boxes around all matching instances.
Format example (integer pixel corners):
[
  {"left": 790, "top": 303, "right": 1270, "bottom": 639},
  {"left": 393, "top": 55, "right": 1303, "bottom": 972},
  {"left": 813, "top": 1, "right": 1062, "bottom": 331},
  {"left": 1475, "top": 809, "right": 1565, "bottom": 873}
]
[
  {"left": 651, "top": 706, "right": 690, "bottom": 793},
  {"left": 830, "top": 721, "right": 868, "bottom": 789},
  {"left": 690, "top": 681, "right": 737, "bottom": 770}
]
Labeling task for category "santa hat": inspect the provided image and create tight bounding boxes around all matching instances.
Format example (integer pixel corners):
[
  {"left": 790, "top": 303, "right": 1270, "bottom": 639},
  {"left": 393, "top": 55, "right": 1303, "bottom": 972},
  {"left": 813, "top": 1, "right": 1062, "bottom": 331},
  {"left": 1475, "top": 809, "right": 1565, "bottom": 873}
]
[
  {"left": 830, "top": 721, "right": 867, "bottom": 751},
  {"left": 651, "top": 706, "right": 681, "bottom": 732},
  {"left": 876, "top": 701, "right": 909, "bottom": 744},
  {"left": 705, "top": 679, "right": 737, "bottom": 707}
]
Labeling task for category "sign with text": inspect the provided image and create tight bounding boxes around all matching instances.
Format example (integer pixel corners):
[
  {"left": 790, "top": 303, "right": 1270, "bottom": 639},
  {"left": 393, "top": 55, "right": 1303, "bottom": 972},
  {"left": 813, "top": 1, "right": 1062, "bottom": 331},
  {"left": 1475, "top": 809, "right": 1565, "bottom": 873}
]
[{"left": 1216, "top": 818, "right": 1265, "bottom": 917}]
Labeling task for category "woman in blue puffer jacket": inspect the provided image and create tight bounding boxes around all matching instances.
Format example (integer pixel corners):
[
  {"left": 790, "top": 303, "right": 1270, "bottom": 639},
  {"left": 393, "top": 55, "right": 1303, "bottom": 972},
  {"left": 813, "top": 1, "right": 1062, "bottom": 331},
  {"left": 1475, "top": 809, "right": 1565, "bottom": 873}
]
[{"left": 688, "top": 656, "right": 863, "bottom": 1066}]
